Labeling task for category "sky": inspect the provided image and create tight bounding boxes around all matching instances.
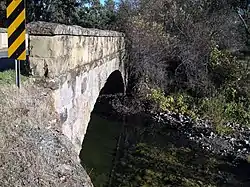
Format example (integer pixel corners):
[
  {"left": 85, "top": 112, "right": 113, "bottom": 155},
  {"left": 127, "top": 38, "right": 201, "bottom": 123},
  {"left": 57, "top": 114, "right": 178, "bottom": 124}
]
[{"left": 100, "top": 0, "right": 119, "bottom": 5}]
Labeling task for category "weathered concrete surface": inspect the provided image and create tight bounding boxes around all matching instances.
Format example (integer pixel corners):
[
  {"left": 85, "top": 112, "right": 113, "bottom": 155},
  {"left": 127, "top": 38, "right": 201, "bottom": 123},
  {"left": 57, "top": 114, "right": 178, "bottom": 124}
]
[
  {"left": 27, "top": 21, "right": 124, "bottom": 37},
  {"left": 53, "top": 55, "right": 125, "bottom": 153},
  {"left": 28, "top": 22, "right": 126, "bottom": 153},
  {"left": 28, "top": 21, "right": 125, "bottom": 78}
]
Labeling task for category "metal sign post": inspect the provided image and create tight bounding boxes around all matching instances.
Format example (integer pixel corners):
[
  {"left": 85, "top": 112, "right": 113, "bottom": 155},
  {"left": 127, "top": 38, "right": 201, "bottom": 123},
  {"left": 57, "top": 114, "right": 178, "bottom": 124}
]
[
  {"left": 6, "top": 0, "right": 26, "bottom": 88},
  {"left": 15, "top": 59, "right": 20, "bottom": 88}
]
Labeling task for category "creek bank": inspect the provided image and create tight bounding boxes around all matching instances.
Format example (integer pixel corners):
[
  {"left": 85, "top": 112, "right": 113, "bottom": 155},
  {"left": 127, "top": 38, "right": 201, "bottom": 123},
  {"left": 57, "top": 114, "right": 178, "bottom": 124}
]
[
  {"left": 0, "top": 84, "right": 93, "bottom": 187},
  {"left": 96, "top": 94, "right": 250, "bottom": 186},
  {"left": 153, "top": 111, "right": 250, "bottom": 161},
  {"left": 99, "top": 94, "right": 250, "bottom": 162}
]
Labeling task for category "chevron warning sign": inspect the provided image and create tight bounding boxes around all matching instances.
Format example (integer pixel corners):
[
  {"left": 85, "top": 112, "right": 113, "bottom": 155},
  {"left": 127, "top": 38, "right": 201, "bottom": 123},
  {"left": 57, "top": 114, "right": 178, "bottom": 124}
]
[{"left": 6, "top": 0, "right": 26, "bottom": 60}]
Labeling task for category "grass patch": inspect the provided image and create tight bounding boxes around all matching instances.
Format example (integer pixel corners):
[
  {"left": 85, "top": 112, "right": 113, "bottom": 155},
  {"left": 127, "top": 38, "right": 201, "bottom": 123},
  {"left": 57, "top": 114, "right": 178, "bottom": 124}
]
[
  {"left": 113, "top": 143, "right": 222, "bottom": 187},
  {"left": 0, "top": 70, "right": 28, "bottom": 85}
]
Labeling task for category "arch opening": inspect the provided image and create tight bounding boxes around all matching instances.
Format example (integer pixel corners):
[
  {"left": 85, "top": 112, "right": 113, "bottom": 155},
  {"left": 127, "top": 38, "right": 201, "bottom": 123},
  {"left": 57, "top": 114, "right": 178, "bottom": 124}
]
[
  {"left": 99, "top": 70, "right": 125, "bottom": 95},
  {"left": 79, "top": 70, "right": 125, "bottom": 186}
]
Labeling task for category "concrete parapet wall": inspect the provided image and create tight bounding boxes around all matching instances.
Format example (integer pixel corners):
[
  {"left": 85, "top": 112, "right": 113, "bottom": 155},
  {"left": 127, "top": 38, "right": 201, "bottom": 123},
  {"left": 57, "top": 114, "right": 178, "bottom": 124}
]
[{"left": 28, "top": 21, "right": 125, "bottom": 78}]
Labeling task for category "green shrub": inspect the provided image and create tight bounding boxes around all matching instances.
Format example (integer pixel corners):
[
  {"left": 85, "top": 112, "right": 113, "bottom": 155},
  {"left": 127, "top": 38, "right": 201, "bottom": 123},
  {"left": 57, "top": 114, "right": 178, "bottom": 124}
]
[
  {"left": 0, "top": 70, "right": 28, "bottom": 85},
  {"left": 149, "top": 88, "right": 173, "bottom": 111},
  {"left": 199, "top": 94, "right": 250, "bottom": 127},
  {"left": 148, "top": 88, "right": 196, "bottom": 118},
  {"left": 209, "top": 45, "right": 239, "bottom": 87},
  {"left": 148, "top": 86, "right": 250, "bottom": 127},
  {"left": 224, "top": 102, "right": 250, "bottom": 125},
  {"left": 215, "top": 124, "right": 234, "bottom": 136},
  {"left": 147, "top": 81, "right": 250, "bottom": 127},
  {"left": 198, "top": 95, "right": 226, "bottom": 125}
]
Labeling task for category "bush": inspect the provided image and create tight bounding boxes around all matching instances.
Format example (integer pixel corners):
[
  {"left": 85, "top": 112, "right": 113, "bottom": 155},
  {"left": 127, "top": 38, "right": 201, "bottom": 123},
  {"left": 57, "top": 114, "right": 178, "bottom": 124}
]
[
  {"left": 198, "top": 44, "right": 250, "bottom": 127},
  {"left": 209, "top": 45, "right": 239, "bottom": 88},
  {"left": 198, "top": 95, "right": 226, "bottom": 125},
  {"left": 224, "top": 102, "right": 250, "bottom": 125},
  {"left": 147, "top": 86, "right": 250, "bottom": 127},
  {"left": 198, "top": 94, "right": 250, "bottom": 127},
  {"left": 147, "top": 88, "right": 196, "bottom": 118}
]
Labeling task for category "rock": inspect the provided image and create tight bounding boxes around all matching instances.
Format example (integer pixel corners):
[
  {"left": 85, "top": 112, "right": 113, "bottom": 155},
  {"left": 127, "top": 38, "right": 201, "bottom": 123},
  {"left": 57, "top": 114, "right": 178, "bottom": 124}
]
[{"left": 152, "top": 110, "right": 250, "bottom": 161}]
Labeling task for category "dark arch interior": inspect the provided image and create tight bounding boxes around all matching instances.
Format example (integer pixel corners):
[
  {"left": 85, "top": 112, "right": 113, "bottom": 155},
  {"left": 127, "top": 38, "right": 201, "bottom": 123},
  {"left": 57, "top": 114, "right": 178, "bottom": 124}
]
[
  {"left": 79, "top": 70, "right": 125, "bottom": 186},
  {"left": 99, "top": 70, "right": 124, "bottom": 95}
]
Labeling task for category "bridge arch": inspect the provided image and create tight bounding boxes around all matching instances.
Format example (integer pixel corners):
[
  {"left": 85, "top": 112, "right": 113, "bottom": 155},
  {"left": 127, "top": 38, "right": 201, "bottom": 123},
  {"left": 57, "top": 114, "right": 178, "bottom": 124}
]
[
  {"left": 53, "top": 64, "right": 126, "bottom": 155},
  {"left": 79, "top": 70, "right": 125, "bottom": 185},
  {"left": 27, "top": 21, "right": 126, "bottom": 154},
  {"left": 99, "top": 70, "right": 125, "bottom": 95}
]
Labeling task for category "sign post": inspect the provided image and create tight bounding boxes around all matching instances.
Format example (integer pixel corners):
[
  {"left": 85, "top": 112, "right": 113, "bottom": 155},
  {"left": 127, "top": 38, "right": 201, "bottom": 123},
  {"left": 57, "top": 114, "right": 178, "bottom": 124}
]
[
  {"left": 15, "top": 59, "right": 20, "bottom": 87},
  {"left": 6, "top": 0, "right": 26, "bottom": 88}
]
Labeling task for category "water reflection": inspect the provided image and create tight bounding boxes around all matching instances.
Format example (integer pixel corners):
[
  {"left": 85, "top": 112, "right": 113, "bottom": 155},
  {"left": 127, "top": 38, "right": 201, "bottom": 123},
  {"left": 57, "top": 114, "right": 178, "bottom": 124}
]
[{"left": 79, "top": 112, "right": 122, "bottom": 187}]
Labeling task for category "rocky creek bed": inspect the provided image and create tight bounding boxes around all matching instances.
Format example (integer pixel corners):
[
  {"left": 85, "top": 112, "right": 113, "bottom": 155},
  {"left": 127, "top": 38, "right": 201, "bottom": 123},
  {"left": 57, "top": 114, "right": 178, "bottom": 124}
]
[
  {"left": 94, "top": 95, "right": 250, "bottom": 186},
  {"left": 153, "top": 111, "right": 250, "bottom": 161},
  {"left": 111, "top": 111, "right": 250, "bottom": 186},
  {"left": 87, "top": 94, "right": 250, "bottom": 186}
]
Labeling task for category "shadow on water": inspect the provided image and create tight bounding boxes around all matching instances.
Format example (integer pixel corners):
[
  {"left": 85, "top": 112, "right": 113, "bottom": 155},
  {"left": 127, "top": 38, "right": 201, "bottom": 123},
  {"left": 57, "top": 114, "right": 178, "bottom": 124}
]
[
  {"left": 79, "top": 70, "right": 125, "bottom": 187},
  {"left": 79, "top": 69, "right": 250, "bottom": 186},
  {"left": 112, "top": 114, "right": 250, "bottom": 187},
  {"left": 79, "top": 113, "right": 122, "bottom": 186}
]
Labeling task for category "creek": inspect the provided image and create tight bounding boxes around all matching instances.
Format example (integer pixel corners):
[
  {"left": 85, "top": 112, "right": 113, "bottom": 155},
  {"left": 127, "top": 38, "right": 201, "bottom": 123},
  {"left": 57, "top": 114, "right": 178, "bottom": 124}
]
[
  {"left": 79, "top": 94, "right": 127, "bottom": 187},
  {"left": 79, "top": 94, "right": 250, "bottom": 187}
]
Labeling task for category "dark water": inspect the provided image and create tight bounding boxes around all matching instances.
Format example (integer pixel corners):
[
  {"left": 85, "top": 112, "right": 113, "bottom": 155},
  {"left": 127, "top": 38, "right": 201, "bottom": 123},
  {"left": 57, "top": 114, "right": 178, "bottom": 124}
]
[
  {"left": 79, "top": 112, "right": 123, "bottom": 187},
  {"left": 79, "top": 69, "right": 125, "bottom": 187},
  {"left": 79, "top": 105, "right": 250, "bottom": 187}
]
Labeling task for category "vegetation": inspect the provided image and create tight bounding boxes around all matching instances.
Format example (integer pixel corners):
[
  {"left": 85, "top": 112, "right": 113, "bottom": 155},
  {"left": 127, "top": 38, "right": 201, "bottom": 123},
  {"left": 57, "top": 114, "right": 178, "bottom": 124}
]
[
  {"left": 114, "top": 144, "right": 219, "bottom": 187},
  {"left": 0, "top": 0, "right": 117, "bottom": 29},
  {"left": 117, "top": 0, "right": 250, "bottom": 128},
  {"left": 148, "top": 88, "right": 196, "bottom": 118},
  {"left": 147, "top": 86, "right": 250, "bottom": 127},
  {"left": 0, "top": 70, "right": 28, "bottom": 85},
  {"left": 112, "top": 115, "right": 250, "bottom": 187},
  {"left": 1, "top": 0, "right": 250, "bottom": 186}
]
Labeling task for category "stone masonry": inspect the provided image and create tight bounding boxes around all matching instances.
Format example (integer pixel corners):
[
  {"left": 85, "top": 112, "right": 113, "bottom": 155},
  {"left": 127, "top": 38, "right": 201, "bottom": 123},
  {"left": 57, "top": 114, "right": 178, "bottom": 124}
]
[{"left": 28, "top": 22, "right": 126, "bottom": 153}]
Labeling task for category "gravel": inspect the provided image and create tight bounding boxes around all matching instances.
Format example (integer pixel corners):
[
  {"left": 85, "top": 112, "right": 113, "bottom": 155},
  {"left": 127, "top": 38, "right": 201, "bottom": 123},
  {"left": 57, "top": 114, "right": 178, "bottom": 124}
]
[{"left": 152, "top": 111, "right": 250, "bottom": 161}]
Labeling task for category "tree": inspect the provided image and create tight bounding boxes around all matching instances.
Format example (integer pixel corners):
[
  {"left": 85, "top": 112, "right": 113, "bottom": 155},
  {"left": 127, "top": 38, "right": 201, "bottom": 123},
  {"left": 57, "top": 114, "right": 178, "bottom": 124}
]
[
  {"left": 105, "top": 0, "right": 115, "bottom": 12},
  {"left": 26, "top": 0, "right": 80, "bottom": 24},
  {"left": 76, "top": 0, "right": 118, "bottom": 29},
  {"left": 104, "top": 0, "right": 116, "bottom": 29},
  {"left": 0, "top": 0, "right": 118, "bottom": 29},
  {"left": 116, "top": 0, "right": 246, "bottom": 96},
  {"left": 0, "top": 0, "right": 6, "bottom": 27}
]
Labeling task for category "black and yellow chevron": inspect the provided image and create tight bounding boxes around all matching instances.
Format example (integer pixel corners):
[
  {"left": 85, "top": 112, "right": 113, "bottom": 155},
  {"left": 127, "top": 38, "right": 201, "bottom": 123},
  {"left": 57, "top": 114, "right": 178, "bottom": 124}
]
[{"left": 6, "top": 0, "right": 26, "bottom": 60}]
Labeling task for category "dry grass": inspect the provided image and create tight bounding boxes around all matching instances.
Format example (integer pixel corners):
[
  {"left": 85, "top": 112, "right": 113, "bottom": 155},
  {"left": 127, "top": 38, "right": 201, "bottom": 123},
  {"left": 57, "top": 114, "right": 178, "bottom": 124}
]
[{"left": 0, "top": 78, "right": 93, "bottom": 187}]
